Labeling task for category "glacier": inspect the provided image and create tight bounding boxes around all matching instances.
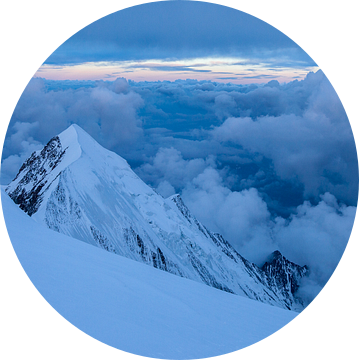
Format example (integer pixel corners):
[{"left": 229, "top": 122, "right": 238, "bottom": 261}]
[{"left": 5, "top": 124, "right": 307, "bottom": 310}]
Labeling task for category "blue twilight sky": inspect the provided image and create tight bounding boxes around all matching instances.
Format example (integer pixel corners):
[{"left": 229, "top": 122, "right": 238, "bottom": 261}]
[
  {"left": 37, "top": 1, "right": 317, "bottom": 83},
  {"left": 2, "top": 1, "right": 357, "bottom": 302}
]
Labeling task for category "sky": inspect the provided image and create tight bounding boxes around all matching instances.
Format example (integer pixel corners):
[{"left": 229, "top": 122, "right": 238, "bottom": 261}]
[
  {"left": 1, "top": 0, "right": 358, "bottom": 304},
  {"left": 36, "top": 1, "right": 317, "bottom": 84}
]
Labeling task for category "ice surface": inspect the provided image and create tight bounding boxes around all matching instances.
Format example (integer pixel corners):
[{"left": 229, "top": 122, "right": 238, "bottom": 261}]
[{"left": 2, "top": 188, "right": 297, "bottom": 359}]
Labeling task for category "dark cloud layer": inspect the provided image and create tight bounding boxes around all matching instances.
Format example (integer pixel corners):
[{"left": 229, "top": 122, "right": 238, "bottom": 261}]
[
  {"left": 45, "top": 1, "right": 315, "bottom": 66},
  {"left": 1, "top": 70, "right": 357, "bottom": 304},
  {"left": 212, "top": 72, "right": 358, "bottom": 204}
]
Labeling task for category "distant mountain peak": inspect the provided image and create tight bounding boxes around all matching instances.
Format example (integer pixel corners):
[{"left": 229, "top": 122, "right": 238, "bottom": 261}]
[
  {"left": 261, "top": 250, "right": 308, "bottom": 299},
  {"left": 265, "top": 250, "right": 283, "bottom": 263}
]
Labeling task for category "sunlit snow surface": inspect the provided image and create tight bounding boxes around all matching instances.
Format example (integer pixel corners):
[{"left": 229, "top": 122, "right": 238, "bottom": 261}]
[{"left": 2, "top": 188, "right": 297, "bottom": 359}]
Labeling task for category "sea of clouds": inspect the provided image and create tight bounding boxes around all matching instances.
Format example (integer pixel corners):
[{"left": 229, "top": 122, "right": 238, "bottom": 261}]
[{"left": 2, "top": 70, "right": 357, "bottom": 304}]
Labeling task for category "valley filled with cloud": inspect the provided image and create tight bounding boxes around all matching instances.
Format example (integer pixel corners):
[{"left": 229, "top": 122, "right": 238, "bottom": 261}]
[{"left": 2, "top": 68, "right": 357, "bottom": 304}]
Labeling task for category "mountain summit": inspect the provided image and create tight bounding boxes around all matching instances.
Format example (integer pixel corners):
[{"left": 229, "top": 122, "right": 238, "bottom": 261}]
[{"left": 6, "top": 125, "right": 307, "bottom": 310}]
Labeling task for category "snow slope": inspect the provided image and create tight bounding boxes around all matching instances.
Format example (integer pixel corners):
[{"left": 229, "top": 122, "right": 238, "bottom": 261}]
[
  {"left": 1, "top": 188, "right": 297, "bottom": 359},
  {"left": 5, "top": 125, "right": 307, "bottom": 310}
]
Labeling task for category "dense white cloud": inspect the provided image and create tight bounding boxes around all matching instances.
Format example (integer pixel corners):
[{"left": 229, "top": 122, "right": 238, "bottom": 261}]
[
  {"left": 88, "top": 85, "right": 143, "bottom": 149},
  {"left": 274, "top": 193, "right": 355, "bottom": 284},
  {"left": 182, "top": 168, "right": 274, "bottom": 264},
  {"left": 1, "top": 121, "right": 43, "bottom": 184},
  {"left": 156, "top": 180, "right": 176, "bottom": 198},
  {"left": 137, "top": 147, "right": 216, "bottom": 192},
  {"left": 137, "top": 144, "right": 355, "bottom": 300},
  {"left": 136, "top": 145, "right": 356, "bottom": 303},
  {"left": 214, "top": 93, "right": 237, "bottom": 120},
  {"left": 2, "top": 77, "right": 144, "bottom": 183},
  {"left": 272, "top": 193, "right": 356, "bottom": 302},
  {"left": 1, "top": 140, "right": 43, "bottom": 184},
  {"left": 181, "top": 165, "right": 355, "bottom": 303},
  {"left": 212, "top": 72, "right": 357, "bottom": 204}
]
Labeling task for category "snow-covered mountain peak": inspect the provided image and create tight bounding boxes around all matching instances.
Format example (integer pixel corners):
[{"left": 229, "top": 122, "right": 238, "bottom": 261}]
[
  {"left": 5, "top": 125, "right": 308, "bottom": 310},
  {"left": 58, "top": 123, "right": 99, "bottom": 150},
  {"left": 59, "top": 123, "right": 131, "bottom": 172},
  {"left": 57, "top": 124, "right": 80, "bottom": 149}
]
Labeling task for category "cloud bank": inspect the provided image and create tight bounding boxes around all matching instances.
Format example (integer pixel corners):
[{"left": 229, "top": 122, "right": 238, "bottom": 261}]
[
  {"left": 140, "top": 148, "right": 355, "bottom": 303},
  {"left": 212, "top": 72, "right": 357, "bottom": 204},
  {"left": 1, "top": 78, "right": 143, "bottom": 184},
  {"left": 1, "top": 70, "right": 357, "bottom": 303},
  {"left": 45, "top": 2, "right": 314, "bottom": 67}
]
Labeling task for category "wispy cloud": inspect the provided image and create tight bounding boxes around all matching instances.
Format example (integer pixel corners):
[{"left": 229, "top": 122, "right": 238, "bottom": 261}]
[
  {"left": 36, "top": 58, "right": 317, "bottom": 84},
  {"left": 149, "top": 66, "right": 212, "bottom": 73},
  {"left": 240, "top": 74, "right": 277, "bottom": 79},
  {"left": 33, "top": 2, "right": 318, "bottom": 84}
]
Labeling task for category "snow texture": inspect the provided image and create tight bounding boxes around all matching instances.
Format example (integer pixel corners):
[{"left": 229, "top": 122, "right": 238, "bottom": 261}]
[{"left": 1, "top": 188, "right": 297, "bottom": 359}]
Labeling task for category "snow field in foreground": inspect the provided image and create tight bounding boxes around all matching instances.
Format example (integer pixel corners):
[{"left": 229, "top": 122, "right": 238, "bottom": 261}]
[{"left": 2, "top": 189, "right": 297, "bottom": 359}]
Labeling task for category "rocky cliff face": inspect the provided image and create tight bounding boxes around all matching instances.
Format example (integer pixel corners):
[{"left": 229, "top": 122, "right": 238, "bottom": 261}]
[
  {"left": 261, "top": 250, "right": 308, "bottom": 302},
  {"left": 6, "top": 136, "right": 65, "bottom": 216},
  {"left": 6, "top": 124, "right": 308, "bottom": 311}
]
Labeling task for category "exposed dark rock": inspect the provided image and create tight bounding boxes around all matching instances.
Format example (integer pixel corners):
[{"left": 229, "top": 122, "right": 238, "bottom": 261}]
[
  {"left": 5, "top": 136, "right": 66, "bottom": 216},
  {"left": 90, "top": 225, "right": 117, "bottom": 253},
  {"left": 171, "top": 194, "right": 308, "bottom": 308},
  {"left": 261, "top": 250, "right": 308, "bottom": 297}
]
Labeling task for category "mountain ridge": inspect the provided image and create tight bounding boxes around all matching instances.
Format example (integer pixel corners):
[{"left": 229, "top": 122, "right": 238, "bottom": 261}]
[
  {"left": 262, "top": 250, "right": 309, "bottom": 297},
  {"left": 5, "top": 124, "right": 308, "bottom": 310},
  {"left": 1, "top": 186, "right": 297, "bottom": 358}
]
